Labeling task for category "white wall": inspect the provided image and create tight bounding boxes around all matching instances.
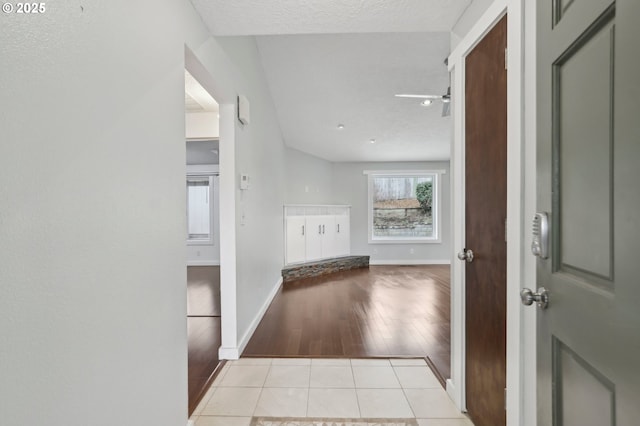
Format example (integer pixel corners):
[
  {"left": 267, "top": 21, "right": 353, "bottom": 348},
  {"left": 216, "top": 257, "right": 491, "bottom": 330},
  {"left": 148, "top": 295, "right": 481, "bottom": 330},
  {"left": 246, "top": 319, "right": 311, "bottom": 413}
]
[
  {"left": 284, "top": 147, "right": 334, "bottom": 205},
  {"left": 0, "top": 2, "right": 191, "bottom": 425},
  {"left": 0, "top": 1, "right": 290, "bottom": 424},
  {"left": 186, "top": 112, "right": 219, "bottom": 139},
  {"left": 332, "top": 162, "right": 451, "bottom": 264}
]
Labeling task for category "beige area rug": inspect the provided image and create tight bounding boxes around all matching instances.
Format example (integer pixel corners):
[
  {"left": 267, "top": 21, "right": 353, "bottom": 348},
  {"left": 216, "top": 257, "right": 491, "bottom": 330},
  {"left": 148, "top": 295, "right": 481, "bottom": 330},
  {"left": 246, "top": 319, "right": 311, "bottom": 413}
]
[{"left": 250, "top": 418, "right": 419, "bottom": 426}]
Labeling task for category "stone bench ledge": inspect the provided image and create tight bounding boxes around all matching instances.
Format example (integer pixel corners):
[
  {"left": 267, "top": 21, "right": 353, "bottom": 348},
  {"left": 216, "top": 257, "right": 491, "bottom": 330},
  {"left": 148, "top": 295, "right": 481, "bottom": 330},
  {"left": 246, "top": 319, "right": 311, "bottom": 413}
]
[{"left": 282, "top": 255, "right": 370, "bottom": 283}]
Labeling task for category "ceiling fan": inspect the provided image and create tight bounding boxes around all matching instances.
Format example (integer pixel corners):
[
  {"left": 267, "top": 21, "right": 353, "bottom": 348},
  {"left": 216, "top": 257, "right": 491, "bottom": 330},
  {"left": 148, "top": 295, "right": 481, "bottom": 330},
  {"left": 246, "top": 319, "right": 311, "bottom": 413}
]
[{"left": 395, "top": 87, "right": 451, "bottom": 117}]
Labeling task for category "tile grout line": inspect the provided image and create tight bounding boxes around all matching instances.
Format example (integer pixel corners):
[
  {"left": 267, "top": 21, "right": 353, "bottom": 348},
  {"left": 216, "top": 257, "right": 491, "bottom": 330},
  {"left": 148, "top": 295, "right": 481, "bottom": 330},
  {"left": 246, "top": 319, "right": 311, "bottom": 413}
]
[
  {"left": 305, "top": 361, "right": 312, "bottom": 417},
  {"left": 350, "top": 358, "right": 364, "bottom": 418},
  {"left": 250, "top": 361, "right": 271, "bottom": 419},
  {"left": 392, "top": 363, "right": 418, "bottom": 420}
]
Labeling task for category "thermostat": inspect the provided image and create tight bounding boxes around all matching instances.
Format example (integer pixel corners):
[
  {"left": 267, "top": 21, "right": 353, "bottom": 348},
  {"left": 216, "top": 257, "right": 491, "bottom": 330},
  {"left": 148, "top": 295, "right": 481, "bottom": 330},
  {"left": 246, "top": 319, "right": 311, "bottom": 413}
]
[{"left": 240, "top": 174, "right": 250, "bottom": 190}]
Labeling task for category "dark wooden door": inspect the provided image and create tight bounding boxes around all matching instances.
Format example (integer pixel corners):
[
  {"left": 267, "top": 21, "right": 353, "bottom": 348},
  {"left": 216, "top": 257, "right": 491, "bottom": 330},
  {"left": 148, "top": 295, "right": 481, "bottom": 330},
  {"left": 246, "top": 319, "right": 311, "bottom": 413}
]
[
  {"left": 536, "top": 1, "right": 640, "bottom": 424},
  {"left": 464, "top": 15, "right": 508, "bottom": 426}
]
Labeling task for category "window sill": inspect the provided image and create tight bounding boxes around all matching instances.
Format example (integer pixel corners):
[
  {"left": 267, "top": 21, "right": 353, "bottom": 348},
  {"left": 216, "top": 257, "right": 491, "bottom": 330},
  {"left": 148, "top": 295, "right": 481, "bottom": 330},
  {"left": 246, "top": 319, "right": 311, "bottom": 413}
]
[
  {"left": 368, "top": 238, "right": 441, "bottom": 245},
  {"left": 187, "top": 239, "right": 214, "bottom": 246}
]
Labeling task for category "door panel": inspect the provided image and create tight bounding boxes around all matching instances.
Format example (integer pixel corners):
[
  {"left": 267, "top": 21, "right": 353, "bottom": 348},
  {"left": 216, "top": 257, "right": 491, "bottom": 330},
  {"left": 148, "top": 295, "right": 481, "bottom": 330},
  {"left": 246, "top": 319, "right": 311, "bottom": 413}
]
[
  {"left": 537, "top": 0, "right": 640, "bottom": 424},
  {"left": 305, "top": 216, "right": 324, "bottom": 261},
  {"left": 555, "top": 14, "right": 614, "bottom": 283},
  {"left": 285, "top": 216, "right": 306, "bottom": 264},
  {"left": 321, "top": 216, "right": 336, "bottom": 258},
  {"left": 553, "top": 338, "right": 615, "bottom": 425},
  {"left": 464, "top": 16, "right": 507, "bottom": 426},
  {"left": 334, "top": 215, "right": 350, "bottom": 257}
]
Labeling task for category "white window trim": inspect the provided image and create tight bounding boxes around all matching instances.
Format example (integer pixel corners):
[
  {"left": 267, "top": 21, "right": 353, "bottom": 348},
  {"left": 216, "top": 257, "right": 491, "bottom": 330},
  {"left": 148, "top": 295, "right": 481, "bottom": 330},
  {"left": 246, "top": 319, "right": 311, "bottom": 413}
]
[
  {"left": 186, "top": 168, "right": 218, "bottom": 246},
  {"left": 364, "top": 169, "right": 445, "bottom": 244}
]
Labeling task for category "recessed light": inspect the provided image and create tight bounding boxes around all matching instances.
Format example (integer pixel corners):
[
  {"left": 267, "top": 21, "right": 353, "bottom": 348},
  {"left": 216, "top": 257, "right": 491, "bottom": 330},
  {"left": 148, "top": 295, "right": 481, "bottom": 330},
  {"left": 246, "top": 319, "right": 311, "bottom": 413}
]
[
  {"left": 337, "top": 124, "right": 345, "bottom": 129},
  {"left": 421, "top": 99, "right": 433, "bottom": 106},
  {"left": 369, "top": 139, "right": 376, "bottom": 144}
]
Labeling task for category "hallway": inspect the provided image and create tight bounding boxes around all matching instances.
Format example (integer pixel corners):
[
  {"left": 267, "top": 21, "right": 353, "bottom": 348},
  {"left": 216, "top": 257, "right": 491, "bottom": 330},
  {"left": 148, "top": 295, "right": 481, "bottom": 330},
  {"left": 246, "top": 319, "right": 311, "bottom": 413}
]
[{"left": 189, "top": 357, "right": 472, "bottom": 426}]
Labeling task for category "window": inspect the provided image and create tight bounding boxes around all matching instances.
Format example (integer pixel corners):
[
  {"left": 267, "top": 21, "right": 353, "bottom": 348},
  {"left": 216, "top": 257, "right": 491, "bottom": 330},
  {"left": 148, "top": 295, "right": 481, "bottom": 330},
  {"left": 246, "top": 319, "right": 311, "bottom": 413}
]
[
  {"left": 187, "top": 176, "right": 213, "bottom": 243},
  {"left": 366, "top": 171, "right": 441, "bottom": 243}
]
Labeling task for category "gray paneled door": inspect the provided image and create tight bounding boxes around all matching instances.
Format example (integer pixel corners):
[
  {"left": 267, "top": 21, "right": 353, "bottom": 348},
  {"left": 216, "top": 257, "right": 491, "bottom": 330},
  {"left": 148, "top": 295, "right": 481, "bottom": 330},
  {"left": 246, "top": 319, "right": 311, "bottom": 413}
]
[{"left": 536, "top": 0, "right": 640, "bottom": 425}]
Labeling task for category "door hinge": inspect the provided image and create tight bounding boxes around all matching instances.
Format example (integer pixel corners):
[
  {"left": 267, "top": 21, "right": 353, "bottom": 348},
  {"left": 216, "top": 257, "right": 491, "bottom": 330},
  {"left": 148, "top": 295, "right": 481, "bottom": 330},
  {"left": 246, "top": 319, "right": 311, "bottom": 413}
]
[
  {"left": 504, "top": 388, "right": 507, "bottom": 410},
  {"left": 505, "top": 219, "right": 508, "bottom": 242},
  {"left": 504, "top": 48, "right": 508, "bottom": 70}
]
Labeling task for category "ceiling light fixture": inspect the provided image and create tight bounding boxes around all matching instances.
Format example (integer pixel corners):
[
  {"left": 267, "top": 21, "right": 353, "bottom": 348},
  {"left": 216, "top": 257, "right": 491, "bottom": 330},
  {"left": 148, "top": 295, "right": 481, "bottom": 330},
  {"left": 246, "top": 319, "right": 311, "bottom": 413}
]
[
  {"left": 421, "top": 99, "right": 433, "bottom": 106},
  {"left": 337, "top": 124, "right": 345, "bottom": 129},
  {"left": 369, "top": 139, "right": 376, "bottom": 144}
]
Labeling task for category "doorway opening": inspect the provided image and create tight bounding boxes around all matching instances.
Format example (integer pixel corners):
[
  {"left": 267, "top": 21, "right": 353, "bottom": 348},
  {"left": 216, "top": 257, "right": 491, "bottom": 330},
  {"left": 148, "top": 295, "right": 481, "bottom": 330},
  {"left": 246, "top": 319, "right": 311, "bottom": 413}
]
[{"left": 184, "top": 69, "right": 223, "bottom": 415}]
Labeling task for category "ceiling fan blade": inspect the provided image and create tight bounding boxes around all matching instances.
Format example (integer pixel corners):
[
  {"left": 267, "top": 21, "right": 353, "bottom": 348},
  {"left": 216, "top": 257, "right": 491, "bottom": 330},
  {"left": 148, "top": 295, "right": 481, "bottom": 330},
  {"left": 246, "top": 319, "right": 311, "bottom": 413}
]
[{"left": 395, "top": 94, "right": 442, "bottom": 100}]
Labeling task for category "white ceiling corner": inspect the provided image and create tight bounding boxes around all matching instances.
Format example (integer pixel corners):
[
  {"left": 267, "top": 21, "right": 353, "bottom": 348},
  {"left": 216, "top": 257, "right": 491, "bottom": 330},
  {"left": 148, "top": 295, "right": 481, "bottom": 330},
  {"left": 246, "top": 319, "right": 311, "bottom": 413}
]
[{"left": 188, "top": 0, "right": 471, "bottom": 162}]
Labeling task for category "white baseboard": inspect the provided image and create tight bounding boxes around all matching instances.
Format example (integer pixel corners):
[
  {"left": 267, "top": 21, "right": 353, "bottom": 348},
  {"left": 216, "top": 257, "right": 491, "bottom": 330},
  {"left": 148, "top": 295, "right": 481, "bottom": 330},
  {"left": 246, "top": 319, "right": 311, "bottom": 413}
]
[
  {"left": 446, "top": 378, "right": 458, "bottom": 408},
  {"left": 233, "top": 276, "right": 284, "bottom": 358},
  {"left": 370, "top": 259, "right": 451, "bottom": 265},
  {"left": 218, "top": 346, "right": 239, "bottom": 360},
  {"left": 446, "top": 378, "right": 467, "bottom": 413},
  {"left": 187, "top": 260, "right": 220, "bottom": 266}
]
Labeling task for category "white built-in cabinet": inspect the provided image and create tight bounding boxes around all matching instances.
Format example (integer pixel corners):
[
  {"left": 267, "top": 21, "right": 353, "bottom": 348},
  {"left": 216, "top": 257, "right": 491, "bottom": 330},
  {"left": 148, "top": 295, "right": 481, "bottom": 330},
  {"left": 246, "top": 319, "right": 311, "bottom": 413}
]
[
  {"left": 284, "top": 205, "right": 350, "bottom": 265},
  {"left": 285, "top": 216, "right": 307, "bottom": 264}
]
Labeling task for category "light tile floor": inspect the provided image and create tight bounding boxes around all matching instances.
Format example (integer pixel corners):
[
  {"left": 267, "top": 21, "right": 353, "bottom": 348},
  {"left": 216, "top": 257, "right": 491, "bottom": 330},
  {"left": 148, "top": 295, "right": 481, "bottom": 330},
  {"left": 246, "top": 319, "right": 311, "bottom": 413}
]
[{"left": 190, "top": 358, "right": 474, "bottom": 426}]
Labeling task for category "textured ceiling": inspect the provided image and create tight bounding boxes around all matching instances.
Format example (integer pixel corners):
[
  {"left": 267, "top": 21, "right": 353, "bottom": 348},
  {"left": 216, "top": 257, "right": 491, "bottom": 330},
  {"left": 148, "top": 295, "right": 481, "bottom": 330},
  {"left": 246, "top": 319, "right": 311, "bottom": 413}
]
[
  {"left": 189, "top": 0, "right": 472, "bottom": 35},
  {"left": 189, "top": 0, "right": 468, "bottom": 161},
  {"left": 257, "top": 33, "right": 451, "bottom": 162}
]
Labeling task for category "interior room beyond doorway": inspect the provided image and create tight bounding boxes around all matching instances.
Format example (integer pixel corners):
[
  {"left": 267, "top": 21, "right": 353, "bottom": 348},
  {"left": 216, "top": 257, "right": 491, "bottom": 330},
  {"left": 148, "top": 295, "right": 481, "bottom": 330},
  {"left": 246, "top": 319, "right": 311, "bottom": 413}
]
[{"left": 243, "top": 265, "right": 451, "bottom": 380}]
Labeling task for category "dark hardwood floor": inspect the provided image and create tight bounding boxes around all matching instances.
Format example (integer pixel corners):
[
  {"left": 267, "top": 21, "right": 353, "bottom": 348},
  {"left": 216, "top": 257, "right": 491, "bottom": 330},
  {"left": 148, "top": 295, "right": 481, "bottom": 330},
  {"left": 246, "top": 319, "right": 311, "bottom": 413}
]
[
  {"left": 187, "top": 266, "right": 221, "bottom": 415},
  {"left": 187, "top": 266, "right": 221, "bottom": 316},
  {"left": 243, "top": 265, "right": 451, "bottom": 379}
]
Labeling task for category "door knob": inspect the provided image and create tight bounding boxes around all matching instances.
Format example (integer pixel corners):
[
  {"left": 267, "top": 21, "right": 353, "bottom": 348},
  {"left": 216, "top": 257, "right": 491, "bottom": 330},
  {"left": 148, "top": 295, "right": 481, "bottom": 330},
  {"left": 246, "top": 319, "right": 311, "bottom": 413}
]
[
  {"left": 457, "top": 248, "right": 474, "bottom": 263},
  {"left": 520, "top": 287, "right": 549, "bottom": 309}
]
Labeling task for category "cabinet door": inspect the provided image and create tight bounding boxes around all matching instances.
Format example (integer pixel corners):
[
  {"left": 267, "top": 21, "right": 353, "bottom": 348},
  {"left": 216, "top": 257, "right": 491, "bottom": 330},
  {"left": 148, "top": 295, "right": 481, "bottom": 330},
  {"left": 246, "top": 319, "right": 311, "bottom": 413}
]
[
  {"left": 285, "top": 216, "right": 306, "bottom": 264},
  {"left": 304, "top": 216, "right": 324, "bottom": 261},
  {"left": 321, "top": 216, "right": 337, "bottom": 258},
  {"left": 334, "top": 215, "right": 350, "bottom": 257}
]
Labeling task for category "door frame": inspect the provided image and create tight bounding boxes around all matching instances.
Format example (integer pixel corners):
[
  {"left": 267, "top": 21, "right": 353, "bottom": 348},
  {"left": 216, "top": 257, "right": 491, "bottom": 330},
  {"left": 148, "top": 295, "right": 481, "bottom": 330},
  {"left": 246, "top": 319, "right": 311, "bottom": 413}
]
[
  {"left": 185, "top": 46, "right": 239, "bottom": 359},
  {"left": 447, "top": 1, "right": 537, "bottom": 425}
]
